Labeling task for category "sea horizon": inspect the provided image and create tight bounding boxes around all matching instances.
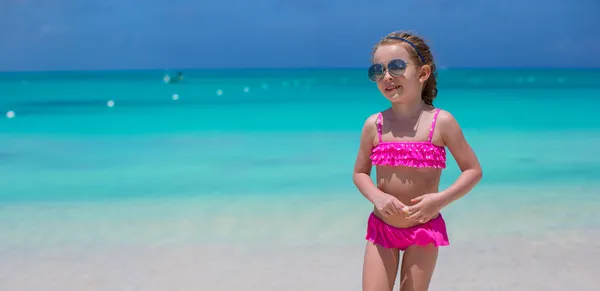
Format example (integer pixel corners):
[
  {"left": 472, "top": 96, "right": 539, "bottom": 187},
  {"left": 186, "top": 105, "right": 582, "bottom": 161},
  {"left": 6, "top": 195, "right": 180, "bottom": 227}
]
[{"left": 2, "top": 66, "right": 600, "bottom": 74}]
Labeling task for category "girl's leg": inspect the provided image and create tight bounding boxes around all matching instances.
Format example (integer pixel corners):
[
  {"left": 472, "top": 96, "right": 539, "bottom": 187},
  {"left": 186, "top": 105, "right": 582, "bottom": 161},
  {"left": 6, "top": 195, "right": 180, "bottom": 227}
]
[
  {"left": 398, "top": 244, "right": 438, "bottom": 291},
  {"left": 362, "top": 241, "right": 400, "bottom": 291}
]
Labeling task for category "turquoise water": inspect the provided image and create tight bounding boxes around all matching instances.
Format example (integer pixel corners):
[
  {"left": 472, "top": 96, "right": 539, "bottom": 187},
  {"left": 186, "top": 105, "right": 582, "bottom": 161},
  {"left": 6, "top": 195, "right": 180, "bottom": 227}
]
[{"left": 1, "top": 69, "right": 599, "bottom": 247}]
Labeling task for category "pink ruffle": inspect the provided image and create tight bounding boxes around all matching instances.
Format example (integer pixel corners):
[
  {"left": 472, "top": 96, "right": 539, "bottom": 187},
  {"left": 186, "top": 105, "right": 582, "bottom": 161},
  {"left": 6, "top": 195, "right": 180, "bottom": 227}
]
[
  {"left": 366, "top": 212, "right": 450, "bottom": 250},
  {"left": 370, "top": 142, "right": 447, "bottom": 168}
]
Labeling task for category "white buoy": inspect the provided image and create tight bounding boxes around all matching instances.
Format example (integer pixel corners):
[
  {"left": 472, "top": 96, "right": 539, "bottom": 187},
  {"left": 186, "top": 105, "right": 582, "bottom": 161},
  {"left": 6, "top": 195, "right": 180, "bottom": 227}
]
[
  {"left": 6, "top": 111, "right": 15, "bottom": 119},
  {"left": 107, "top": 100, "right": 115, "bottom": 107},
  {"left": 243, "top": 86, "right": 250, "bottom": 93},
  {"left": 216, "top": 89, "right": 223, "bottom": 96},
  {"left": 172, "top": 93, "right": 179, "bottom": 100}
]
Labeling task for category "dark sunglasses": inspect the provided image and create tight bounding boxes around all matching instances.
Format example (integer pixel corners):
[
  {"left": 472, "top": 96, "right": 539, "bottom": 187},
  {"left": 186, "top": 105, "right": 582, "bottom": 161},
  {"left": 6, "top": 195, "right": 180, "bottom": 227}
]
[{"left": 368, "top": 59, "right": 408, "bottom": 82}]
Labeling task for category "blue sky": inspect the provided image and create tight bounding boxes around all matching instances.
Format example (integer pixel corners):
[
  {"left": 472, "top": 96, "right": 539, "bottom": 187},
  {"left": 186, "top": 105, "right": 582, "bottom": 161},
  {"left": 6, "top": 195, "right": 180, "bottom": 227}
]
[{"left": 1, "top": 0, "right": 598, "bottom": 71}]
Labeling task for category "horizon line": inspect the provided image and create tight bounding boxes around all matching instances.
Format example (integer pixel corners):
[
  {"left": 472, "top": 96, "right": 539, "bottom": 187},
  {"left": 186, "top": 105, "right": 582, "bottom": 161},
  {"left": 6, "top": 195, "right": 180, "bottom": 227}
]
[{"left": 1, "top": 66, "right": 599, "bottom": 74}]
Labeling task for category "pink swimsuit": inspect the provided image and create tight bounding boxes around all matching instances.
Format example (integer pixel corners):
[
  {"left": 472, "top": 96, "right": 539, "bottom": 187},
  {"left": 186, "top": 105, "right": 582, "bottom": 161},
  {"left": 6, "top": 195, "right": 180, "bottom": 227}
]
[
  {"left": 365, "top": 108, "right": 450, "bottom": 250},
  {"left": 370, "top": 108, "right": 447, "bottom": 168}
]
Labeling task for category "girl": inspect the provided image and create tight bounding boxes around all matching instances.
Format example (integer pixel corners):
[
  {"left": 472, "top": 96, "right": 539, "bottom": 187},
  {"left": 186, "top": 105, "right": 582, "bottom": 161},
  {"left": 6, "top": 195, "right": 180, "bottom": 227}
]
[{"left": 352, "top": 31, "right": 483, "bottom": 291}]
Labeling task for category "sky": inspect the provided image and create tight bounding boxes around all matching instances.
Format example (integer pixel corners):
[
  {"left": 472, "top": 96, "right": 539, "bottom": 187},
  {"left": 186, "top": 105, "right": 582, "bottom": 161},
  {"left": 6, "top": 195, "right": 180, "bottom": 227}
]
[{"left": 0, "top": 0, "right": 599, "bottom": 71}]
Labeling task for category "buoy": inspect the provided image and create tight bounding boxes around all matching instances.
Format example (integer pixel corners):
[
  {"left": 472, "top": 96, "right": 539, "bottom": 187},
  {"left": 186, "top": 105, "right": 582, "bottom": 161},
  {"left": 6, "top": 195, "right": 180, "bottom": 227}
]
[
  {"left": 172, "top": 93, "right": 179, "bottom": 100},
  {"left": 6, "top": 111, "right": 15, "bottom": 119},
  {"left": 107, "top": 100, "right": 115, "bottom": 107}
]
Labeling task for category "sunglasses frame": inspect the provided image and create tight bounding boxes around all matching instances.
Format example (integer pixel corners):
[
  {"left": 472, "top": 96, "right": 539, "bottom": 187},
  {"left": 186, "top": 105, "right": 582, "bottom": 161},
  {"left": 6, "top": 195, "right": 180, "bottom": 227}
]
[{"left": 368, "top": 58, "right": 409, "bottom": 82}]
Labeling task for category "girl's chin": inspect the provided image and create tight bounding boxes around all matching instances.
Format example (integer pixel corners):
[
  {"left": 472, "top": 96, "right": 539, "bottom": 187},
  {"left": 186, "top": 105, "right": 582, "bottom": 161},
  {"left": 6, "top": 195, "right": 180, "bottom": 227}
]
[{"left": 385, "top": 92, "right": 406, "bottom": 102}]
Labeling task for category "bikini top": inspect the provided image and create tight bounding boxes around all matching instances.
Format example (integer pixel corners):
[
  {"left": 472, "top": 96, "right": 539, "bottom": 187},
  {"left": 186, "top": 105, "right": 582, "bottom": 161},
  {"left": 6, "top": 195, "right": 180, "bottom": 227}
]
[{"left": 370, "top": 108, "right": 447, "bottom": 169}]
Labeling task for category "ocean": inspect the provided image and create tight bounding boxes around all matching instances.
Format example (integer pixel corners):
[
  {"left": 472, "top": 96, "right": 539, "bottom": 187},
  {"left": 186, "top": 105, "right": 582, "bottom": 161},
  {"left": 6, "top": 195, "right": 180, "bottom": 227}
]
[{"left": 0, "top": 68, "right": 599, "bottom": 290}]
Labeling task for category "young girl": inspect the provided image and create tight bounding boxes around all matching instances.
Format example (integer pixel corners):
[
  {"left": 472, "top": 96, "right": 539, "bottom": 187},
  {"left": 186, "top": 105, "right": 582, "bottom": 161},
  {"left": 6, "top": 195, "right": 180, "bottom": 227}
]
[{"left": 353, "top": 31, "right": 483, "bottom": 291}]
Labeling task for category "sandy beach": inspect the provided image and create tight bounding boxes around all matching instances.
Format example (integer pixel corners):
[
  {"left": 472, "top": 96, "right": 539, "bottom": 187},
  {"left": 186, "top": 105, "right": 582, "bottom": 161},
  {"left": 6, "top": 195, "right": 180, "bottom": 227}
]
[
  {"left": 1, "top": 184, "right": 599, "bottom": 291},
  {"left": 1, "top": 231, "right": 598, "bottom": 291}
]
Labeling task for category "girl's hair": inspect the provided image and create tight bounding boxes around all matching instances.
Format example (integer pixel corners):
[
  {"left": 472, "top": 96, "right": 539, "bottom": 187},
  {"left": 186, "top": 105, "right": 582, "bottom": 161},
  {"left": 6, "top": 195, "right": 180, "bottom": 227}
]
[{"left": 372, "top": 31, "right": 438, "bottom": 106}]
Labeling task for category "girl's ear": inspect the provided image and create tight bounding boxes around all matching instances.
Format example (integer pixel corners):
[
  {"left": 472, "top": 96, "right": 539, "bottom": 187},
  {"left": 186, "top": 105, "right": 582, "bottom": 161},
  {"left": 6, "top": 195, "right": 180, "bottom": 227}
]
[{"left": 419, "top": 64, "right": 431, "bottom": 84}]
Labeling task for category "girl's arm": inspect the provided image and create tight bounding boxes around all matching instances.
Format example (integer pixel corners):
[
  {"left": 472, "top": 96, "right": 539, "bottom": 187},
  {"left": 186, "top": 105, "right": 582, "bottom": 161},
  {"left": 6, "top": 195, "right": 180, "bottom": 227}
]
[
  {"left": 436, "top": 110, "right": 483, "bottom": 207},
  {"left": 352, "top": 114, "right": 388, "bottom": 203}
]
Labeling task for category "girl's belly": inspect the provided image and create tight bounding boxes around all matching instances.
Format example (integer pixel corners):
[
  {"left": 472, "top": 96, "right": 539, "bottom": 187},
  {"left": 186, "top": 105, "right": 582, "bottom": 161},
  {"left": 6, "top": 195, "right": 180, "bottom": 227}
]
[{"left": 374, "top": 167, "right": 442, "bottom": 228}]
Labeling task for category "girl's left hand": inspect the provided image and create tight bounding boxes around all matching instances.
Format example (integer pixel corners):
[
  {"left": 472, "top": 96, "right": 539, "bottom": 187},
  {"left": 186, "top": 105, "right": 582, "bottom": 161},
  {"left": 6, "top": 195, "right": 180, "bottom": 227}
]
[{"left": 405, "top": 193, "right": 445, "bottom": 223}]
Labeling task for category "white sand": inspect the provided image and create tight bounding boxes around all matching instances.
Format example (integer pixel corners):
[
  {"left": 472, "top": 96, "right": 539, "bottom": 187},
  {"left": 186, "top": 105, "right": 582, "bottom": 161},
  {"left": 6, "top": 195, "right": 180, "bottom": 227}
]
[
  {"left": 1, "top": 185, "right": 599, "bottom": 290},
  {"left": 1, "top": 230, "right": 598, "bottom": 291}
]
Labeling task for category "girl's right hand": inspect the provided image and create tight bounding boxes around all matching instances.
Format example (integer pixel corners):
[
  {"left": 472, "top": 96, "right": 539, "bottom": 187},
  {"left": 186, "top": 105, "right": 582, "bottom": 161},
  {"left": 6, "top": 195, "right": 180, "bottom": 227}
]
[{"left": 373, "top": 193, "right": 406, "bottom": 217}]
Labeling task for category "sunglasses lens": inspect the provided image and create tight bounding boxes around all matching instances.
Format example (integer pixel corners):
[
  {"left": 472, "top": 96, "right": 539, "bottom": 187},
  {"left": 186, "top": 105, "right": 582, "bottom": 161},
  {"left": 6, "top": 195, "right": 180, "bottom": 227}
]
[
  {"left": 368, "top": 64, "right": 384, "bottom": 82},
  {"left": 388, "top": 59, "right": 407, "bottom": 76}
]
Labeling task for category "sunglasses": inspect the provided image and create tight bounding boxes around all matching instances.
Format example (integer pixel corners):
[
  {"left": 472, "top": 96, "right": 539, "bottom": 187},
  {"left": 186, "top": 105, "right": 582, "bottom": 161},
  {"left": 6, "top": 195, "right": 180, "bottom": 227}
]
[{"left": 368, "top": 59, "right": 408, "bottom": 82}]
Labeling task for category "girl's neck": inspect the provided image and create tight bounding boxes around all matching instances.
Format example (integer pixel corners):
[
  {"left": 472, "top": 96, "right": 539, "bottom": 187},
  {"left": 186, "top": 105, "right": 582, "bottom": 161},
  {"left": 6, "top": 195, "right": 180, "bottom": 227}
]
[{"left": 390, "top": 99, "right": 426, "bottom": 119}]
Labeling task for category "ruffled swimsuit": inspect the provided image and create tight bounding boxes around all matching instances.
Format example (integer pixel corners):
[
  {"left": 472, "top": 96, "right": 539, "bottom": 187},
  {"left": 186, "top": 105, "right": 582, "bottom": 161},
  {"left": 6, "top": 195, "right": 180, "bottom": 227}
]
[
  {"left": 370, "top": 108, "right": 446, "bottom": 169},
  {"left": 365, "top": 108, "right": 450, "bottom": 250}
]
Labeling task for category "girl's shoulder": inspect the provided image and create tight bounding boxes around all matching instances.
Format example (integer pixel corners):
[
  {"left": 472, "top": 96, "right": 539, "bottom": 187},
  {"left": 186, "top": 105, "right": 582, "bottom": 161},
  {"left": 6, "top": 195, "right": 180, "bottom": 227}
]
[
  {"left": 363, "top": 111, "right": 383, "bottom": 126},
  {"left": 434, "top": 108, "right": 457, "bottom": 125},
  {"left": 359, "top": 111, "right": 384, "bottom": 137},
  {"left": 433, "top": 108, "right": 463, "bottom": 135}
]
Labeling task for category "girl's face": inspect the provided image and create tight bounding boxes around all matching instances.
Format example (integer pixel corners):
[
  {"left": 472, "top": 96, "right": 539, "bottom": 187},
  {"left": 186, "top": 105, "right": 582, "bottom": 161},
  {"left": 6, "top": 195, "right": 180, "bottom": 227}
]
[{"left": 370, "top": 44, "right": 430, "bottom": 104}]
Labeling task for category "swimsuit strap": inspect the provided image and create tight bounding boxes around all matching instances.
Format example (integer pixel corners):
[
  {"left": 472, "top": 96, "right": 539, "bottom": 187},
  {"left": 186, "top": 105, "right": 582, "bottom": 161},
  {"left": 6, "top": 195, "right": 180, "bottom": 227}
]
[
  {"left": 428, "top": 108, "right": 441, "bottom": 142},
  {"left": 376, "top": 112, "right": 383, "bottom": 143}
]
